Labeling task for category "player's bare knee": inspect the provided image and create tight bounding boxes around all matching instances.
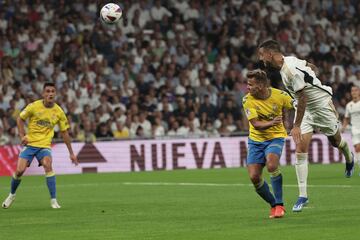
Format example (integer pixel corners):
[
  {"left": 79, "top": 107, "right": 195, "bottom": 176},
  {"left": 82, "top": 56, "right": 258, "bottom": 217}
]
[
  {"left": 296, "top": 145, "right": 308, "bottom": 153},
  {"left": 267, "top": 163, "right": 277, "bottom": 173},
  {"left": 43, "top": 164, "right": 53, "bottom": 172},
  {"left": 249, "top": 173, "right": 261, "bottom": 185},
  {"left": 42, "top": 161, "right": 52, "bottom": 172},
  {"left": 15, "top": 165, "right": 27, "bottom": 177}
]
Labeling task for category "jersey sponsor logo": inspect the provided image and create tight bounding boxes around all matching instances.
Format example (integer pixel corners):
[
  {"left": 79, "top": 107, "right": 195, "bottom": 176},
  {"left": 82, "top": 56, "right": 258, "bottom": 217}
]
[
  {"left": 258, "top": 112, "right": 276, "bottom": 121},
  {"left": 36, "top": 119, "right": 52, "bottom": 128}
]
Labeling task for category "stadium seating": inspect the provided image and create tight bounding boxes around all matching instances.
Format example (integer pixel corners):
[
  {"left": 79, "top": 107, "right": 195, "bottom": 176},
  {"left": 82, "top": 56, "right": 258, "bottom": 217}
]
[{"left": 0, "top": 0, "right": 359, "bottom": 144}]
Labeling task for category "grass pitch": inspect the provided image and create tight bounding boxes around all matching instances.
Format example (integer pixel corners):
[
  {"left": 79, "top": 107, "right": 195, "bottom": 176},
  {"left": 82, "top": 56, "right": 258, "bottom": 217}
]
[{"left": 0, "top": 164, "right": 359, "bottom": 240}]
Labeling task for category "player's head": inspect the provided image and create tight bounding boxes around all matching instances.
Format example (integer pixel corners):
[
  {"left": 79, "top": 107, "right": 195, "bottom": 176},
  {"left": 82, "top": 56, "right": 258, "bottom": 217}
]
[
  {"left": 246, "top": 69, "right": 269, "bottom": 98},
  {"left": 42, "top": 82, "right": 56, "bottom": 106},
  {"left": 258, "top": 40, "right": 282, "bottom": 69},
  {"left": 351, "top": 85, "right": 360, "bottom": 100}
]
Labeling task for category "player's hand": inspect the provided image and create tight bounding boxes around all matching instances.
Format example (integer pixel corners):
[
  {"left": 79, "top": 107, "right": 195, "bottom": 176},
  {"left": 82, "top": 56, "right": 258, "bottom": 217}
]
[
  {"left": 271, "top": 116, "right": 283, "bottom": 126},
  {"left": 290, "top": 126, "right": 302, "bottom": 144},
  {"left": 70, "top": 153, "right": 79, "bottom": 166},
  {"left": 21, "top": 135, "right": 29, "bottom": 145}
]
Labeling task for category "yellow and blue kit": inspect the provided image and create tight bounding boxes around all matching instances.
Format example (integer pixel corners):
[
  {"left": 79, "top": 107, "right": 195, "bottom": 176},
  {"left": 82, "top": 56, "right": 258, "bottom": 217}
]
[
  {"left": 243, "top": 88, "right": 294, "bottom": 165},
  {"left": 19, "top": 100, "right": 69, "bottom": 163}
]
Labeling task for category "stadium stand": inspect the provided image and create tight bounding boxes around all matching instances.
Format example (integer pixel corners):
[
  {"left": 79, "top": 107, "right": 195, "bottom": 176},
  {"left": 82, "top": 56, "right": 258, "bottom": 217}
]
[{"left": 0, "top": 0, "right": 360, "bottom": 143}]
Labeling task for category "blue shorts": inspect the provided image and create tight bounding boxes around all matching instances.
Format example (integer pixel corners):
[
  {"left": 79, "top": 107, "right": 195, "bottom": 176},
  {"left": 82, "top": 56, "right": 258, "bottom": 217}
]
[
  {"left": 19, "top": 146, "right": 52, "bottom": 166},
  {"left": 247, "top": 138, "right": 285, "bottom": 165}
]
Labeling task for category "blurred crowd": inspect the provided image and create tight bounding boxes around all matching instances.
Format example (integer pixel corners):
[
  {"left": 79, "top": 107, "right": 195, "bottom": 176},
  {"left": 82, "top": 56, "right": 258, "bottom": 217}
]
[{"left": 1, "top": 0, "right": 360, "bottom": 145}]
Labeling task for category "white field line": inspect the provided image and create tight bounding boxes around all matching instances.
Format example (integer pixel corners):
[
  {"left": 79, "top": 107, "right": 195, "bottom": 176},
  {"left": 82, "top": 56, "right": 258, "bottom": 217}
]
[
  {"left": 0, "top": 182, "right": 357, "bottom": 190},
  {"left": 122, "top": 182, "right": 356, "bottom": 188}
]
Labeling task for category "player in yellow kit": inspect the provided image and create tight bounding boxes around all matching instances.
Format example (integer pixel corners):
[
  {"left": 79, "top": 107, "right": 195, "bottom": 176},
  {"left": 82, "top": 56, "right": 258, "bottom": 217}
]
[
  {"left": 2, "top": 82, "right": 78, "bottom": 209},
  {"left": 243, "top": 69, "right": 294, "bottom": 218}
]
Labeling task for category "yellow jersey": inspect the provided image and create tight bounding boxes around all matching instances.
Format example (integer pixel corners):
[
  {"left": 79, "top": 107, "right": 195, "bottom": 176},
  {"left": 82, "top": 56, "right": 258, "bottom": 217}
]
[
  {"left": 113, "top": 128, "right": 130, "bottom": 139},
  {"left": 19, "top": 100, "right": 69, "bottom": 148},
  {"left": 243, "top": 88, "right": 294, "bottom": 142}
]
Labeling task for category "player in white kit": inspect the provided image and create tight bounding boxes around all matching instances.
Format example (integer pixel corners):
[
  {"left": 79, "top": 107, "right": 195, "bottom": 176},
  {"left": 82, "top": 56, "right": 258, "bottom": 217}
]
[
  {"left": 342, "top": 86, "right": 360, "bottom": 174},
  {"left": 258, "top": 40, "right": 355, "bottom": 212}
]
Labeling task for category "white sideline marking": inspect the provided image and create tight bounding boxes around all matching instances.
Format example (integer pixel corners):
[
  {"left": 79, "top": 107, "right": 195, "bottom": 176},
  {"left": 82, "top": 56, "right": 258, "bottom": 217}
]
[{"left": 122, "top": 182, "right": 356, "bottom": 188}]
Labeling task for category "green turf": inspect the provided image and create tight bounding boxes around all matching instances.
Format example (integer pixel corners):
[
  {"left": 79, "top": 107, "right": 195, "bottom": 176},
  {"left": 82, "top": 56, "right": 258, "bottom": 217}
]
[{"left": 0, "top": 164, "right": 359, "bottom": 240}]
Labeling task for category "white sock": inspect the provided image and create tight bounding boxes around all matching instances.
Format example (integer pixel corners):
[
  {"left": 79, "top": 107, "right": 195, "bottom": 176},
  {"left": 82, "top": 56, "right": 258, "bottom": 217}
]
[{"left": 295, "top": 153, "right": 308, "bottom": 198}]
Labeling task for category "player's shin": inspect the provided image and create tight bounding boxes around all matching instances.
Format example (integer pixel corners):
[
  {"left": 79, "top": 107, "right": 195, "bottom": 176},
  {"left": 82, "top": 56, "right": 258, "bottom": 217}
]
[
  {"left": 270, "top": 168, "right": 283, "bottom": 205},
  {"left": 10, "top": 173, "right": 22, "bottom": 195},
  {"left": 295, "top": 153, "right": 308, "bottom": 198},
  {"left": 338, "top": 139, "right": 353, "bottom": 163},
  {"left": 255, "top": 179, "right": 276, "bottom": 207},
  {"left": 46, "top": 171, "right": 57, "bottom": 199}
]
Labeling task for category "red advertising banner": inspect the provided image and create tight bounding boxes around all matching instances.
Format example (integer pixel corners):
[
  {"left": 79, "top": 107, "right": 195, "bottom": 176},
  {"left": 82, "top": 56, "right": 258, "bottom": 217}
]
[
  {"left": 0, "top": 145, "right": 21, "bottom": 176},
  {"left": 0, "top": 134, "right": 353, "bottom": 176}
]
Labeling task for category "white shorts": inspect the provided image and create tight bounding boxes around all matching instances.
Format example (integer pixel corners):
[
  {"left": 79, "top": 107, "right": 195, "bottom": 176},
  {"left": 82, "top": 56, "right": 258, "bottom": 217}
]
[
  {"left": 300, "top": 102, "right": 340, "bottom": 136},
  {"left": 351, "top": 133, "right": 360, "bottom": 145}
]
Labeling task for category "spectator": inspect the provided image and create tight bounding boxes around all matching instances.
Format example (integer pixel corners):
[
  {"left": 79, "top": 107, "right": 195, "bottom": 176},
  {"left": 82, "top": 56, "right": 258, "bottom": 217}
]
[
  {"left": 177, "top": 118, "right": 190, "bottom": 136},
  {"left": 96, "top": 118, "right": 112, "bottom": 138},
  {"left": 152, "top": 116, "right": 166, "bottom": 137},
  {"left": 113, "top": 121, "right": 130, "bottom": 139},
  {"left": 199, "top": 94, "right": 218, "bottom": 121},
  {"left": 75, "top": 121, "right": 96, "bottom": 143},
  {"left": 349, "top": 70, "right": 360, "bottom": 88},
  {"left": 150, "top": 0, "right": 173, "bottom": 22},
  {"left": 167, "top": 120, "right": 180, "bottom": 136},
  {"left": 0, "top": 127, "right": 9, "bottom": 146},
  {"left": 138, "top": 112, "right": 152, "bottom": 137}
]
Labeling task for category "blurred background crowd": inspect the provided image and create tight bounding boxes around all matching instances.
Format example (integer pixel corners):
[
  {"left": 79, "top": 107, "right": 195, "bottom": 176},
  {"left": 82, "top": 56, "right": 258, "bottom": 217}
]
[{"left": 1, "top": 0, "right": 360, "bottom": 144}]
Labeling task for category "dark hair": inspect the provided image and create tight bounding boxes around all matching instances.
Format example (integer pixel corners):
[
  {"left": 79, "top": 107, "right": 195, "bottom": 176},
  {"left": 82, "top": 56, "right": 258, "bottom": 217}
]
[
  {"left": 258, "top": 40, "right": 281, "bottom": 53},
  {"left": 246, "top": 69, "right": 269, "bottom": 84},
  {"left": 43, "top": 82, "right": 56, "bottom": 90}
]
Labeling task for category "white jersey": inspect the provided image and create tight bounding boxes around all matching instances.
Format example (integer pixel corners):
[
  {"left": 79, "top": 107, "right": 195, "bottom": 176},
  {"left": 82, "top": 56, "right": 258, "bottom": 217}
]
[
  {"left": 280, "top": 56, "right": 333, "bottom": 112},
  {"left": 345, "top": 100, "right": 360, "bottom": 134}
]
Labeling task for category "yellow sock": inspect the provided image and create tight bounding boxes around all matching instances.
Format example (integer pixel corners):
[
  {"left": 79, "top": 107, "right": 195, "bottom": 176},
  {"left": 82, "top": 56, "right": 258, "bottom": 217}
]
[
  {"left": 45, "top": 171, "right": 55, "bottom": 177},
  {"left": 13, "top": 173, "right": 21, "bottom": 180},
  {"left": 269, "top": 168, "right": 281, "bottom": 178}
]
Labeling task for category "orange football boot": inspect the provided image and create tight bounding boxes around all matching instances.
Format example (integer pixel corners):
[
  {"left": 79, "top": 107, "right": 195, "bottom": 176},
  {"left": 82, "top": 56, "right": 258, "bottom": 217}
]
[{"left": 274, "top": 205, "right": 285, "bottom": 218}]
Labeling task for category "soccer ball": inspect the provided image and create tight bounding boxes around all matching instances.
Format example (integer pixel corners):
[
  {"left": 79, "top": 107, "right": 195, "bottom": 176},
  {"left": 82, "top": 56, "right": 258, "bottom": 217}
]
[{"left": 100, "top": 3, "right": 123, "bottom": 24}]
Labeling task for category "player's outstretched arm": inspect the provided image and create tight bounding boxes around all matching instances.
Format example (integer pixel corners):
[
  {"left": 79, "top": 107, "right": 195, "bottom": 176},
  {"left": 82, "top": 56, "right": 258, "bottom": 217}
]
[
  {"left": 16, "top": 117, "right": 28, "bottom": 145},
  {"left": 60, "top": 130, "right": 79, "bottom": 166},
  {"left": 291, "top": 89, "right": 307, "bottom": 144}
]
